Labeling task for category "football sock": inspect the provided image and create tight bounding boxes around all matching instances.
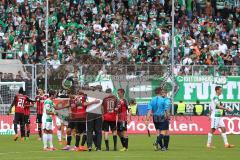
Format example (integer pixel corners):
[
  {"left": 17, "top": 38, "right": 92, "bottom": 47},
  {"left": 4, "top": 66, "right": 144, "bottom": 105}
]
[
  {"left": 113, "top": 135, "right": 117, "bottom": 150},
  {"left": 221, "top": 133, "right": 228, "bottom": 145},
  {"left": 207, "top": 133, "right": 213, "bottom": 145},
  {"left": 43, "top": 133, "right": 48, "bottom": 149},
  {"left": 14, "top": 124, "right": 18, "bottom": 135},
  {"left": 105, "top": 140, "right": 109, "bottom": 150},
  {"left": 57, "top": 130, "right": 62, "bottom": 141},
  {"left": 125, "top": 137, "right": 129, "bottom": 149},
  {"left": 164, "top": 135, "right": 170, "bottom": 149},
  {"left": 67, "top": 135, "right": 72, "bottom": 145},
  {"left": 38, "top": 127, "right": 42, "bottom": 138},
  {"left": 48, "top": 134, "right": 53, "bottom": 148},
  {"left": 75, "top": 134, "right": 80, "bottom": 147},
  {"left": 120, "top": 137, "right": 125, "bottom": 148},
  {"left": 20, "top": 124, "right": 25, "bottom": 138},
  {"left": 158, "top": 134, "right": 164, "bottom": 148},
  {"left": 27, "top": 130, "right": 30, "bottom": 137},
  {"left": 81, "top": 134, "right": 87, "bottom": 146}
]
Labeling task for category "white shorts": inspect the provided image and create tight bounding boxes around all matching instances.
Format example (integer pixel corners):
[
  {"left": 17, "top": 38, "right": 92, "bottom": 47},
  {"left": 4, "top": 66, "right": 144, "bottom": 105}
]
[
  {"left": 42, "top": 121, "right": 53, "bottom": 130},
  {"left": 211, "top": 117, "right": 225, "bottom": 129},
  {"left": 56, "top": 116, "right": 68, "bottom": 126},
  {"left": 42, "top": 116, "right": 53, "bottom": 130}
]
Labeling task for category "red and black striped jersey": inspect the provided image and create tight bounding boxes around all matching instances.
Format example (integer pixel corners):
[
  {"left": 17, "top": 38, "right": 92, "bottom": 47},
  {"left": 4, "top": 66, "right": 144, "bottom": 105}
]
[
  {"left": 102, "top": 95, "right": 118, "bottom": 121},
  {"left": 12, "top": 94, "right": 31, "bottom": 113},
  {"left": 117, "top": 98, "right": 128, "bottom": 121},
  {"left": 35, "top": 95, "right": 47, "bottom": 115},
  {"left": 24, "top": 101, "right": 32, "bottom": 115}
]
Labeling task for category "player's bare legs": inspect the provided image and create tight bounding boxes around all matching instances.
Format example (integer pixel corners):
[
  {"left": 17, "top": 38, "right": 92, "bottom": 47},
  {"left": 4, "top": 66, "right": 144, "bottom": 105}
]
[
  {"left": 37, "top": 123, "right": 42, "bottom": 140},
  {"left": 104, "top": 131, "right": 110, "bottom": 151},
  {"left": 220, "top": 127, "right": 235, "bottom": 148},
  {"left": 62, "top": 124, "right": 67, "bottom": 144},
  {"left": 56, "top": 125, "right": 62, "bottom": 144},
  {"left": 160, "top": 130, "right": 167, "bottom": 151},
  {"left": 153, "top": 129, "right": 161, "bottom": 150},
  {"left": 112, "top": 130, "right": 117, "bottom": 151},
  {"left": 62, "top": 128, "right": 72, "bottom": 150},
  {"left": 104, "top": 129, "right": 117, "bottom": 151},
  {"left": 13, "top": 121, "right": 19, "bottom": 141},
  {"left": 25, "top": 123, "right": 30, "bottom": 140},
  {"left": 207, "top": 128, "right": 216, "bottom": 149},
  {"left": 118, "top": 130, "right": 128, "bottom": 151},
  {"left": 164, "top": 130, "right": 170, "bottom": 150},
  {"left": 43, "top": 129, "right": 56, "bottom": 151}
]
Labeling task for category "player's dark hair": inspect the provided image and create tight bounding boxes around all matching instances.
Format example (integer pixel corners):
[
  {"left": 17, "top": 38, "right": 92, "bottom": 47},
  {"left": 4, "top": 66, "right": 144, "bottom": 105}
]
[
  {"left": 215, "top": 86, "right": 222, "bottom": 92},
  {"left": 118, "top": 88, "right": 125, "bottom": 94},
  {"left": 106, "top": 88, "right": 112, "bottom": 93},
  {"left": 19, "top": 87, "right": 24, "bottom": 94},
  {"left": 155, "top": 87, "right": 161, "bottom": 95},
  {"left": 48, "top": 90, "right": 56, "bottom": 97}
]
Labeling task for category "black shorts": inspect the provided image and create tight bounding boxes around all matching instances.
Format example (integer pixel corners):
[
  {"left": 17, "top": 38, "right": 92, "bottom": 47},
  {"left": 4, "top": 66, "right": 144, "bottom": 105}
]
[
  {"left": 36, "top": 114, "right": 42, "bottom": 123},
  {"left": 68, "top": 120, "right": 86, "bottom": 134},
  {"left": 14, "top": 112, "right": 25, "bottom": 125},
  {"left": 117, "top": 121, "right": 127, "bottom": 132},
  {"left": 153, "top": 115, "right": 169, "bottom": 131},
  {"left": 24, "top": 115, "right": 30, "bottom": 124},
  {"left": 102, "top": 121, "right": 117, "bottom": 132}
]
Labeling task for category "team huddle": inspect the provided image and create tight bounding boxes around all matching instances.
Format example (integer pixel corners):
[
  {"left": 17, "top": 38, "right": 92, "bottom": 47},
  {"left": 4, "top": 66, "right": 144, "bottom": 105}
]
[
  {"left": 8, "top": 85, "right": 235, "bottom": 152},
  {"left": 9, "top": 87, "right": 130, "bottom": 152}
]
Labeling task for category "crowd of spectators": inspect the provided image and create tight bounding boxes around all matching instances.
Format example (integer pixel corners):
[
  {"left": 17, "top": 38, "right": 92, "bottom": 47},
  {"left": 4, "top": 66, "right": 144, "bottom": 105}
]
[{"left": 0, "top": 0, "right": 239, "bottom": 69}]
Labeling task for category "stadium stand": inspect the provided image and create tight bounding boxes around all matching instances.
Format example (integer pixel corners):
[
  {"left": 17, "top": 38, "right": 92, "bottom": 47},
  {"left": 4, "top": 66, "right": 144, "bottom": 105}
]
[{"left": 0, "top": 0, "right": 239, "bottom": 67}]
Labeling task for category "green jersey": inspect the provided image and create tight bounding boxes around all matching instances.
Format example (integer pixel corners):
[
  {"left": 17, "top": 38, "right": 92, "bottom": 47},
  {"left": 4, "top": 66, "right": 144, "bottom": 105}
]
[
  {"left": 210, "top": 96, "right": 223, "bottom": 117},
  {"left": 43, "top": 99, "right": 55, "bottom": 122}
]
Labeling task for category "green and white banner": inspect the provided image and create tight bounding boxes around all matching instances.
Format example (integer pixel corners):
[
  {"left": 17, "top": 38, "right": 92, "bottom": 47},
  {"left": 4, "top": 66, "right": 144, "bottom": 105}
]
[{"left": 175, "top": 76, "right": 240, "bottom": 103}]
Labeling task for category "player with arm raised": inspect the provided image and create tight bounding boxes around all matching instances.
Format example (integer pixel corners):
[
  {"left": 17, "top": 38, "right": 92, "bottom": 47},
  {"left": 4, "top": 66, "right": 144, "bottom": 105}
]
[
  {"left": 35, "top": 88, "right": 47, "bottom": 140},
  {"left": 117, "top": 89, "right": 130, "bottom": 152},
  {"left": 9, "top": 87, "right": 35, "bottom": 141},
  {"left": 102, "top": 89, "right": 118, "bottom": 151},
  {"left": 206, "top": 86, "right": 234, "bottom": 149},
  {"left": 42, "top": 90, "right": 57, "bottom": 151}
]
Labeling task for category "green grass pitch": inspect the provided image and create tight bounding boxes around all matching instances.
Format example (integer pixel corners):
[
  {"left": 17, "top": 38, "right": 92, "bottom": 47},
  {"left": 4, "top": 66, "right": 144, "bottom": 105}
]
[{"left": 0, "top": 135, "right": 238, "bottom": 160}]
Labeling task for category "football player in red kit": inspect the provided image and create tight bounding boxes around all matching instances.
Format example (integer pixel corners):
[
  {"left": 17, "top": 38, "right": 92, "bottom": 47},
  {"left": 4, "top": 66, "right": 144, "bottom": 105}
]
[
  {"left": 9, "top": 87, "right": 35, "bottom": 141},
  {"left": 117, "top": 89, "right": 130, "bottom": 151},
  {"left": 102, "top": 89, "right": 118, "bottom": 151},
  {"left": 24, "top": 100, "right": 34, "bottom": 140},
  {"left": 35, "top": 88, "right": 47, "bottom": 140}
]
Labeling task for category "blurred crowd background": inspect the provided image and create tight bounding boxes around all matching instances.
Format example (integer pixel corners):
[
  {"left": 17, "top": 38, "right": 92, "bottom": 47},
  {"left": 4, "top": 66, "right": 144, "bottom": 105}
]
[{"left": 0, "top": 0, "right": 240, "bottom": 81}]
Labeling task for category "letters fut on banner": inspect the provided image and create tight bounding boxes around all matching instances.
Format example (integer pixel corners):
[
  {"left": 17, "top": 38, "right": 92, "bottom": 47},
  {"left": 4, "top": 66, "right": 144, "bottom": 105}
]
[{"left": 1, "top": 116, "right": 240, "bottom": 135}]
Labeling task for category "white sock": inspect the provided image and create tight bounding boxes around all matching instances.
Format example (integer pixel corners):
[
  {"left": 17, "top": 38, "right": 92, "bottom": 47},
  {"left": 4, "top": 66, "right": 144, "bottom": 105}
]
[
  {"left": 48, "top": 134, "right": 54, "bottom": 148},
  {"left": 207, "top": 133, "right": 213, "bottom": 145},
  {"left": 43, "top": 133, "right": 48, "bottom": 149},
  {"left": 57, "top": 130, "right": 62, "bottom": 141},
  {"left": 221, "top": 133, "right": 228, "bottom": 145}
]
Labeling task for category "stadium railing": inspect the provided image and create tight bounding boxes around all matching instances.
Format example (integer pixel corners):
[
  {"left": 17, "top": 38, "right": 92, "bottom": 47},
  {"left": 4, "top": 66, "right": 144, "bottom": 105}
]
[{"left": 0, "top": 63, "right": 240, "bottom": 115}]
